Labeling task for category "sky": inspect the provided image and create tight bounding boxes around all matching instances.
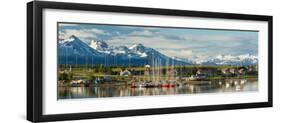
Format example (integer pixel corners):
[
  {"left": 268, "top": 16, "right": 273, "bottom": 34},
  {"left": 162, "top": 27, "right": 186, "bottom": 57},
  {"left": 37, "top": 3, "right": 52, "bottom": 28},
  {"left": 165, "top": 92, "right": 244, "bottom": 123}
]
[{"left": 58, "top": 23, "right": 258, "bottom": 61}]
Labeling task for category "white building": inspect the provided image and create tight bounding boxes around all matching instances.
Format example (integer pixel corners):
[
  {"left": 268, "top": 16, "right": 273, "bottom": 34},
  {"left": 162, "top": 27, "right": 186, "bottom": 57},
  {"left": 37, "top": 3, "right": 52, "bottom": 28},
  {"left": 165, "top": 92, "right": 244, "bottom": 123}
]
[{"left": 120, "top": 69, "right": 131, "bottom": 77}]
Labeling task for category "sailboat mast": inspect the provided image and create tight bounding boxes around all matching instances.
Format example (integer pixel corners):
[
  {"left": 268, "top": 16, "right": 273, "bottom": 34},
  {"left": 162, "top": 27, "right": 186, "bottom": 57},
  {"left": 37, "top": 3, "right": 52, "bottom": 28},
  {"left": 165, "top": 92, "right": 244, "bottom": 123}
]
[
  {"left": 75, "top": 54, "right": 77, "bottom": 67},
  {"left": 159, "top": 58, "right": 162, "bottom": 82},
  {"left": 152, "top": 53, "right": 155, "bottom": 82}
]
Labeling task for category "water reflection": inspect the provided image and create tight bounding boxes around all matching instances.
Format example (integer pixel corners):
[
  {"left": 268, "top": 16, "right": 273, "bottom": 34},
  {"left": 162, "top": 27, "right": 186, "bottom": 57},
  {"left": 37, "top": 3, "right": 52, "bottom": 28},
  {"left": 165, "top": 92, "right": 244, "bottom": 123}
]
[{"left": 58, "top": 78, "right": 258, "bottom": 99}]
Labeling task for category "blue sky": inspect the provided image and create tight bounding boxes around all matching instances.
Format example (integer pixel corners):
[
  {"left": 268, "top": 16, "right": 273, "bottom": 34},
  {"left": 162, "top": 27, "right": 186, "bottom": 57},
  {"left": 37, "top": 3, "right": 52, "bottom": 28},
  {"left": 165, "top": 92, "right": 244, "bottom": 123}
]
[{"left": 58, "top": 23, "right": 258, "bottom": 61}]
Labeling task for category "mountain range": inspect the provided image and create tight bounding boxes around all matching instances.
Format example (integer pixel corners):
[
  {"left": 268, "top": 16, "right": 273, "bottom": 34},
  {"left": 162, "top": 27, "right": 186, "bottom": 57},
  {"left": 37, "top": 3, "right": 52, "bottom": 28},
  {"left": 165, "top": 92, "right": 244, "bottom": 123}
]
[
  {"left": 58, "top": 35, "right": 190, "bottom": 66},
  {"left": 199, "top": 54, "right": 258, "bottom": 66},
  {"left": 58, "top": 35, "right": 258, "bottom": 66}
]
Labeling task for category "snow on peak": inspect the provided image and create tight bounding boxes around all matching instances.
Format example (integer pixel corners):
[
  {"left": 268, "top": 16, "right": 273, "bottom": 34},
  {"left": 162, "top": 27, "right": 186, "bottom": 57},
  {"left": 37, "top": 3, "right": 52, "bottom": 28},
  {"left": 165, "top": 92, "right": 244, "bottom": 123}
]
[
  {"left": 238, "top": 54, "right": 257, "bottom": 60},
  {"left": 202, "top": 54, "right": 258, "bottom": 66},
  {"left": 113, "top": 46, "right": 129, "bottom": 55},
  {"left": 130, "top": 43, "right": 148, "bottom": 52},
  {"left": 128, "top": 43, "right": 150, "bottom": 58},
  {"left": 90, "top": 40, "right": 109, "bottom": 51},
  {"left": 60, "top": 35, "right": 85, "bottom": 45},
  {"left": 129, "top": 43, "right": 145, "bottom": 49},
  {"left": 59, "top": 35, "right": 80, "bottom": 44},
  {"left": 215, "top": 54, "right": 236, "bottom": 61},
  {"left": 215, "top": 54, "right": 257, "bottom": 61},
  {"left": 59, "top": 35, "right": 102, "bottom": 56},
  {"left": 69, "top": 35, "right": 78, "bottom": 40},
  {"left": 139, "top": 52, "right": 148, "bottom": 57}
]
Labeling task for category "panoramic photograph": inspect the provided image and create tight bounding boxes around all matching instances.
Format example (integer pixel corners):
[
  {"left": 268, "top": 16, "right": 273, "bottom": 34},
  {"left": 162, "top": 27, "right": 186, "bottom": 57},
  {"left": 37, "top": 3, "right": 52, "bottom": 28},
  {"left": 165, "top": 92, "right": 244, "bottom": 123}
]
[{"left": 57, "top": 22, "right": 259, "bottom": 99}]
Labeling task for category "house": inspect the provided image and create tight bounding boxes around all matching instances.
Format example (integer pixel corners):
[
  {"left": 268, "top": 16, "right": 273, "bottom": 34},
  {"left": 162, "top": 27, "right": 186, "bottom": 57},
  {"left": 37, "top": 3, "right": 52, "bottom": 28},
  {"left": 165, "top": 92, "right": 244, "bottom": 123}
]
[
  {"left": 120, "top": 69, "right": 131, "bottom": 77},
  {"left": 238, "top": 68, "right": 246, "bottom": 74},
  {"left": 70, "top": 79, "right": 84, "bottom": 84},
  {"left": 189, "top": 74, "right": 208, "bottom": 81},
  {"left": 196, "top": 69, "right": 203, "bottom": 74},
  {"left": 221, "top": 68, "right": 230, "bottom": 74},
  {"left": 145, "top": 64, "right": 151, "bottom": 68},
  {"left": 229, "top": 68, "right": 238, "bottom": 74},
  {"left": 196, "top": 69, "right": 213, "bottom": 76}
]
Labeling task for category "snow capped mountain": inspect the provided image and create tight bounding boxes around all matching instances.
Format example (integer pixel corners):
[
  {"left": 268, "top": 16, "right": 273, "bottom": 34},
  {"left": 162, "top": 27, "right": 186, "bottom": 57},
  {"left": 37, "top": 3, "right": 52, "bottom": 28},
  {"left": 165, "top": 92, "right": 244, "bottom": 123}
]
[
  {"left": 59, "top": 35, "right": 102, "bottom": 56},
  {"left": 129, "top": 43, "right": 150, "bottom": 58},
  {"left": 129, "top": 43, "right": 146, "bottom": 51},
  {"left": 89, "top": 40, "right": 110, "bottom": 53},
  {"left": 89, "top": 41, "right": 149, "bottom": 58},
  {"left": 58, "top": 35, "right": 190, "bottom": 66},
  {"left": 58, "top": 35, "right": 257, "bottom": 66},
  {"left": 201, "top": 54, "right": 258, "bottom": 66},
  {"left": 173, "top": 57, "right": 195, "bottom": 64},
  {"left": 113, "top": 46, "right": 130, "bottom": 55}
]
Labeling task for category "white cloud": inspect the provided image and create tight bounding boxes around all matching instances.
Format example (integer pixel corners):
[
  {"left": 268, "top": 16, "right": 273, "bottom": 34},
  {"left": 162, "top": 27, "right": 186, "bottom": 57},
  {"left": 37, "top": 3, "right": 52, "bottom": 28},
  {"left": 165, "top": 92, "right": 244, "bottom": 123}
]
[
  {"left": 118, "top": 26, "right": 159, "bottom": 31},
  {"left": 108, "top": 29, "right": 186, "bottom": 49},
  {"left": 159, "top": 49, "right": 193, "bottom": 58},
  {"left": 59, "top": 28, "right": 109, "bottom": 41},
  {"left": 58, "top": 23, "right": 257, "bottom": 61},
  {"left": 129, "top": 30, "right": 155, "bottom": 36},
  {"left": 88, "top": 28, "right": 109, "bottom": 35},
  {"left": 181, "top": 34, "right": 255, "bottom": 43},
  {"left": 59, "top": 29, "right": 96, "bottom": 40},
  {"left": 107, "top": 31, "right": 252, "bottom": 60},
  {"left": 107, "top": 32, "right": 197, "bottom": 59},
  {"left": 108, "top": 35, "right": 186, "bottom": 49},
  {"left": 58, "top": 23, "right": 79, "bottom": 27}
]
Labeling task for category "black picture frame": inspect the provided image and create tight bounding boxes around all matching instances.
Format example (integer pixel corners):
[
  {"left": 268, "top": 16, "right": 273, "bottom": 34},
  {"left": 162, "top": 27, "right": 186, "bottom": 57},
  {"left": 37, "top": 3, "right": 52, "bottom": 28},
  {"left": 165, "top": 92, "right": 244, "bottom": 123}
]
[{"left": 27, "top": 1, "right": 273, "bottom": 122}]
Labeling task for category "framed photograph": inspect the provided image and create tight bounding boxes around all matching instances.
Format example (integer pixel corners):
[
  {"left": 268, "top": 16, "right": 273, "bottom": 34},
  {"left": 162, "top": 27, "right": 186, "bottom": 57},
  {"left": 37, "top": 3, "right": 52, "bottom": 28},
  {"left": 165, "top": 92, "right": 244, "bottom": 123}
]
[{"left": 27, "top": 1, "right": 273, "bottom": 122}]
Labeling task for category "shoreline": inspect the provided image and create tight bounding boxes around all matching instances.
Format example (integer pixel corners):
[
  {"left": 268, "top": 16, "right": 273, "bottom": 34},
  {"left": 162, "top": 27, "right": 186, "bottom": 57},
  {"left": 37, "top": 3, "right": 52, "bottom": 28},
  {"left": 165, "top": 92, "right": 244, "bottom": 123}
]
[{"left": 58, "top": 77, "right": 258, "bottom": 87}]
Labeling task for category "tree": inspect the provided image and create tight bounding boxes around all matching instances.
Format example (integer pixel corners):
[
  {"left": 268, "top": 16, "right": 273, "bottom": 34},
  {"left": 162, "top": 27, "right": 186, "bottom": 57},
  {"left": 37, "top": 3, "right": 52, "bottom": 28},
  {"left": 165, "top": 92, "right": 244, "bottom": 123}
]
[
  {"left": 59, "top": 72, "right": 73, "bottom": 82},
  {"left": 86, "top": 75, "right": 96, "bottom": 82}
]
